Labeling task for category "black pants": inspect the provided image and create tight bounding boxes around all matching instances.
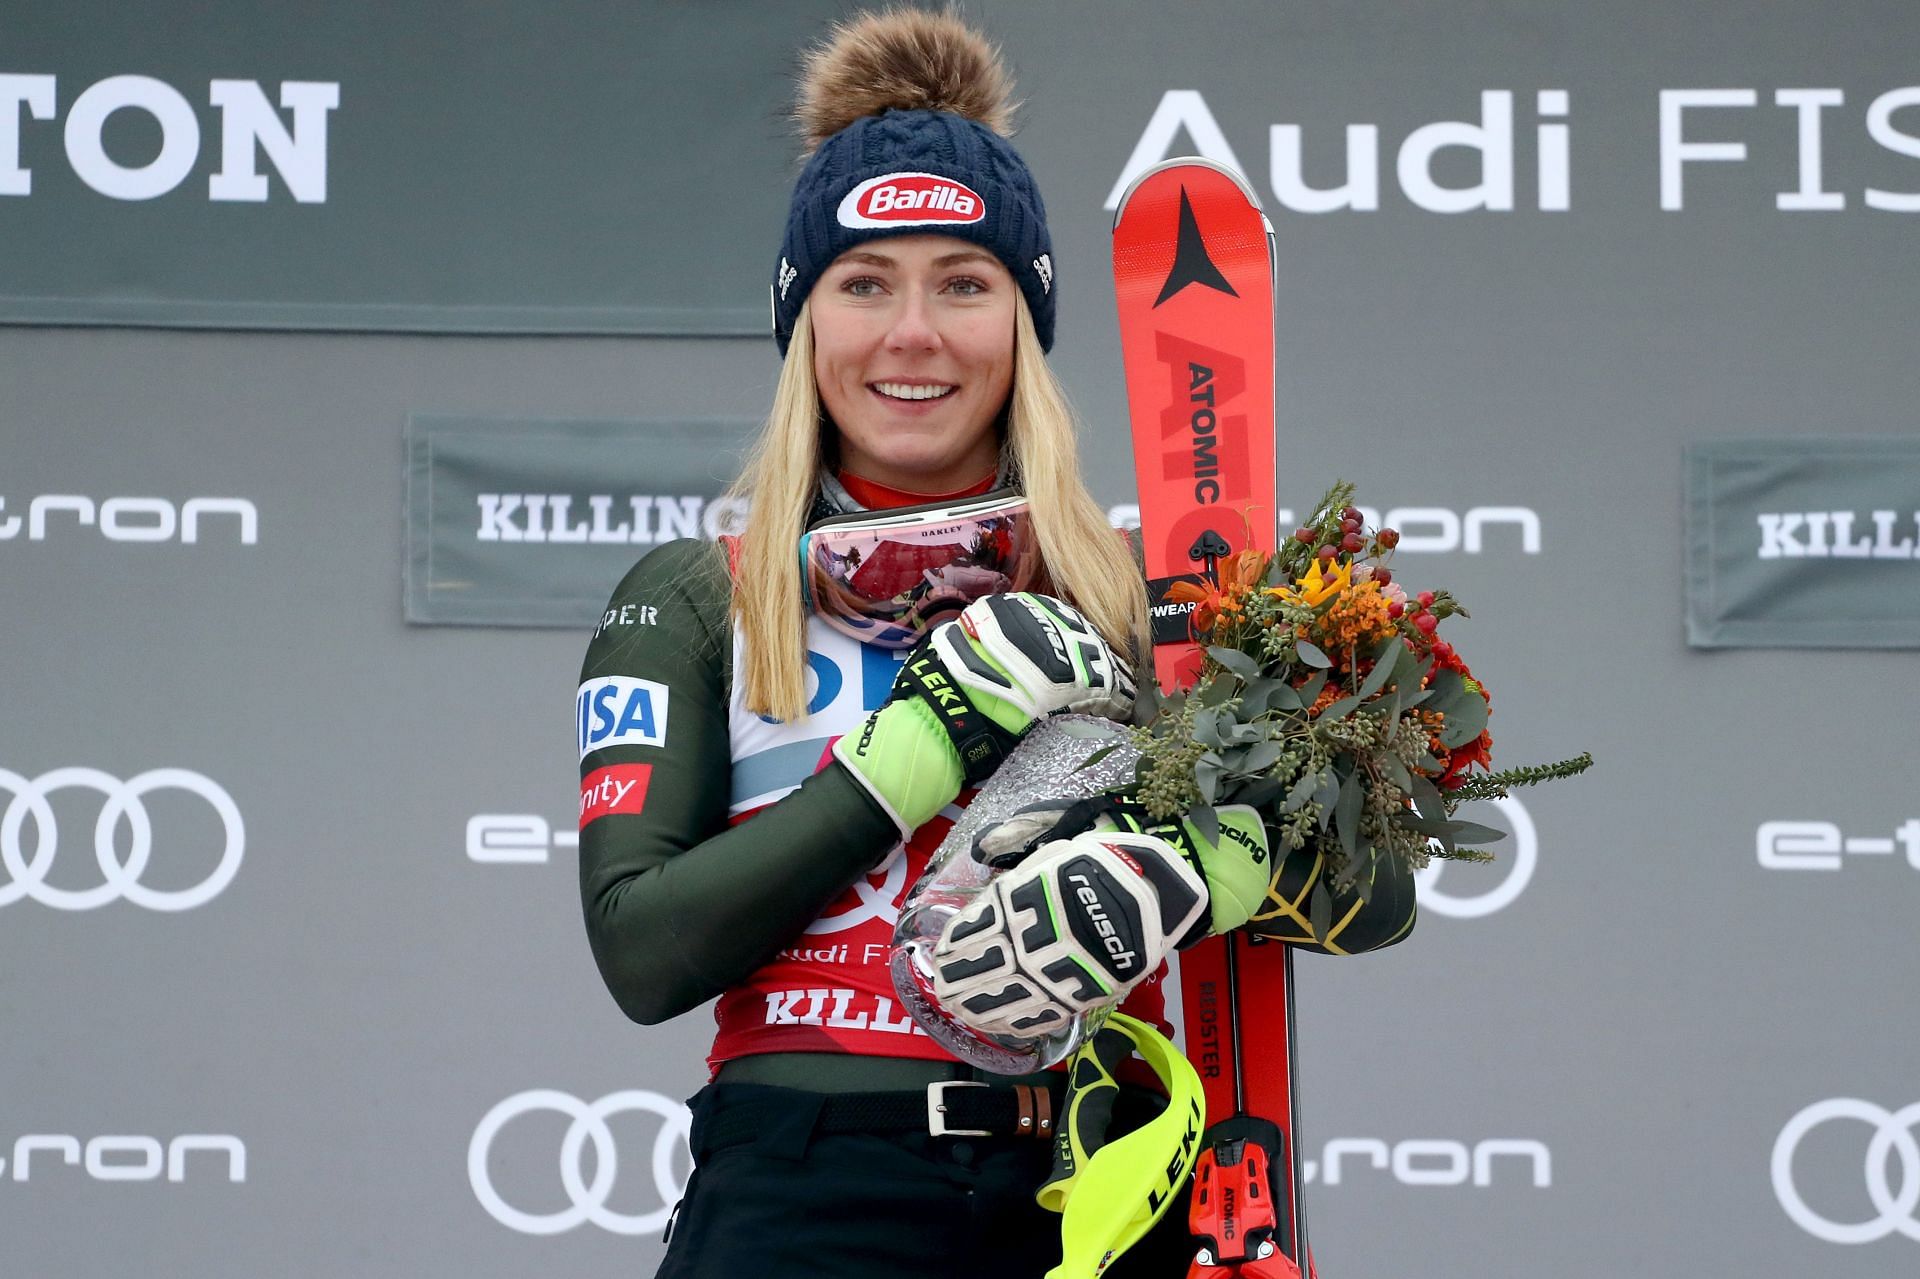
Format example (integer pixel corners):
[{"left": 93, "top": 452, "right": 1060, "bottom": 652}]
[{"left": 656, "top": 1082, "right": 1195, "bottom": 1279}]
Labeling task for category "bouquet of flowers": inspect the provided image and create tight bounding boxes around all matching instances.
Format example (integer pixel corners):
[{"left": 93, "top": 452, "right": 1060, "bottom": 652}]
[
  {"left": 891, "top": 481, "right": 1589, "bottom": 1069},
  {"left": 1118, "top": 481, "right": 1591, "bottom": 939}
]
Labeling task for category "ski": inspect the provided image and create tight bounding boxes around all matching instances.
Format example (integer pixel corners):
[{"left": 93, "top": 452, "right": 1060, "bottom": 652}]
[{"left": 1111, "top": 158, "right": 1307, "bottom": 1279}]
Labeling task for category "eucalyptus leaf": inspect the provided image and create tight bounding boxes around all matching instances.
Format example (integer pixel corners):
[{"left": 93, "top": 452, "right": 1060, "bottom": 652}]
[
  {"left": 1073, "top": 744, "right": 1121, "bottom": 773},
  {"left": 1334, "top": 772, "right": 1363, "bottom": 857},
  {"left": 1394, "top": 643, "right": 1427, "bottom": 684},
  {"left": 1200, "top": 677, "right": 1237, "bottom": 708},
  {"left": 1135, "top": 681, "right": 1164, "bottom": 719},
  {"left": 1408, "top": 775, "right": 1448, "bottom": 823},
  {"left": 1393, "top": 811, "right": 1453, "bottom": 838},
  {"left": 1313, "top": 771, "right": 1340, "bottom": 829},
  {"left": 1187, "top": 804, "right": 1220, "bottom": 850},
  {"left": 1281, "top": 771, "right": 1320, "bottom": 814},
  {"left": 1295, "top": 639, "right": 1332, "bottom": 669},
  {"left": 1442, "top": 819, "right": 1508, "bottom": 845},
  {"left": 1231, "top": 774, "right": 1286, "bottom": 809},
  {"left": 1192, "top": 707, "right": 1224, "bottom": 749},
  {"left": 1208, "top": 646, "right": 1260, "bottom": 680},
  {"left": 1241, "top": 740, "right": 1282, "bottom": 773},
  {"left": 1319, "top": 694, "right": 1362, "bottom": 721},
  {"left": 1355, "top": 637, "right": 1405, "bottom": 700},
  {"left": 1353, "top": 850, "right": 1376, "bottom": 904},
  {"left": 1196, "top": 760, "right": 1221, "bottom": 805},
  {"left": 1425, "top": 669, "right": 1467, "bottom": 715},
  {"left": 1438, "top": 689, "right": 1489, "bottom": 748},
  {"left": 1379, "top": 752, "right": 1414, "bottom": 796},
  {"left": 1266, "top": 682, "right": 1303, "bottom": 712},
  {"left": 1309, "top": 882, "right": 1333, "bottom": 941},
  {"left": 1297, "top": 671, "right": 1328, "bottom": 704}
]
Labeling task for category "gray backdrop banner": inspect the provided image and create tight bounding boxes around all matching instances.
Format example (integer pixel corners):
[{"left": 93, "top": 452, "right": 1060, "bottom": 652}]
[
  {"left": 1, "top": 1, "right": 853, "bottom": 334},
  {"left": 405, "top": 415, "right": 755, "bottom": 626},
  {"left": 7, "top": 3, "right": 1920, "bottom": 1277},
  {"left": 1687, "top": 438, "right": 1920, "bottom": 648}
]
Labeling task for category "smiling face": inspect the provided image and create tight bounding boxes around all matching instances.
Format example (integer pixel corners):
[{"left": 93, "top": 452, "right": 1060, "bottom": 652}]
[{"left": 810, "top": 234, "right": 1016, "bottom": 493}]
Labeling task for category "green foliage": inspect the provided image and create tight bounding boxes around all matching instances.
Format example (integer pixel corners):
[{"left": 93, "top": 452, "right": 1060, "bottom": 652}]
[
  {"left": 1446, "top": 753, "right": 1595, "bottom": 801},
  {"left": 1123, "top": 479, "right": 1592, "bottom": 885}
]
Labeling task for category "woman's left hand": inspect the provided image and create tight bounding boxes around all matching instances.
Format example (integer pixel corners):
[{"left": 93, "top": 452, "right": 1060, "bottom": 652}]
[{"left": 926, "top": 799, "right": 1270, "bottom": 1038}]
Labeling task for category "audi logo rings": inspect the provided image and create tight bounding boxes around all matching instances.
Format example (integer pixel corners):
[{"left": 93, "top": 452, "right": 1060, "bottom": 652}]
[
  {"left": 469, "top": 1090, "right": 692, "bottom": 1236},
  {"left": 0, "top": 767, "right": 244, "bottom": 911},
  {"left": 1773, "top": 1098, "right": 1920, "bottom": 1244}
]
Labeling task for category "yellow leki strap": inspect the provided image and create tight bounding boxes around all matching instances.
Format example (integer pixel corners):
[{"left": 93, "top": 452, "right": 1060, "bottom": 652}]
[{"left": 1037, "top": 1013, "right": 1206, "bottom": 1279}]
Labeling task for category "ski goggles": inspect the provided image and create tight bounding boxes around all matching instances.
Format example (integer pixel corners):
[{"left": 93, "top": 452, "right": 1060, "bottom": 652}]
[
  {"left": 799, "top": 491, "right": 1043, "bottom": 649},
  {"left": 1039, "top": 1012, "right": 1206, "bottom": 1279}
]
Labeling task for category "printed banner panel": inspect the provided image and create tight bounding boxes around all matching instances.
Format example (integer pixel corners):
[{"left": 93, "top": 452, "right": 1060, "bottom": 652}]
[
  {"left": 0, "top": 1, "right": 844, "bottom": 334},
  {"left": 405, "top": 415, "right": 755, "bottom": 626},
  {"left": 1686, "top": 437, "right": 1920, "bottom": 648}
]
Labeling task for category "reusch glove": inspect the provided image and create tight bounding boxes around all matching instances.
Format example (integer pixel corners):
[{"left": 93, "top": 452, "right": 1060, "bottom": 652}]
[
  {"left": 834, "top": 594, "right": 1135, "bottom": 837},
  {"left": 927, "top": 799, "right": 1270, "bottom": 1038}
]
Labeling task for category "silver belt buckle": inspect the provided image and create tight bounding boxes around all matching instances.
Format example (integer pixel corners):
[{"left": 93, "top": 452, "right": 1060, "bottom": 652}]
[{"left": 926, "top": 1080, "right": 991, "bottom": 1138}]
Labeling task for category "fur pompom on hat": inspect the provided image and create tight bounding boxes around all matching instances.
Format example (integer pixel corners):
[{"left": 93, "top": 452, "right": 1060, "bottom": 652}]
[{"left": 771, "top": 7, "right": 1055, "bottom": 354}]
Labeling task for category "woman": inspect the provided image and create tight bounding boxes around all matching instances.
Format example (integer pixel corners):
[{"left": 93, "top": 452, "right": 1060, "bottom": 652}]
[{"left": 578, "top": 10, "right": 1407, "bottom": 1276}]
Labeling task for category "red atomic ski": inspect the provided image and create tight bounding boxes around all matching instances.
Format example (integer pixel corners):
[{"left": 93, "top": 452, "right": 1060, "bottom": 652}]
[{"left": 1111, "top": 157, "right": 1309, "bottom": 1279}]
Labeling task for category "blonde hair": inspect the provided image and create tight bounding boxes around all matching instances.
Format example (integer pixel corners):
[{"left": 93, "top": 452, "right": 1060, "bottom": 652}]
[{"left": 729, "top": 294, "right": 1148, "bottom": 721}]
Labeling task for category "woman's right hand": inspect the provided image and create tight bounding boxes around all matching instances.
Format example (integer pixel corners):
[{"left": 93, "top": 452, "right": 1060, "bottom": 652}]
[
  {"left": 929, "top": 592, "right": 1135, "bottom": 730},
  {"left": 833, "top": 593, "right": 1135, "bottom": 837}
]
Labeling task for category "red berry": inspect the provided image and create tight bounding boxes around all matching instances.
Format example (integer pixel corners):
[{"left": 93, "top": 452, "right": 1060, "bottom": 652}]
[
  {"left": 1388, "top": 601, "right": 1405, "bottom": 619},
  {"left": 1340, "top": 517, "right": 1361, "bottom": 533},
  {"left": 1341, "top": 532, "right": 1364, "bottom": 553},
  {"left": 1293, "top": 527, "right": 1316, "bottom": 545},
  {"left": 1415, "top": 613, "right": 1438, "bottom": 633},
  {"left": 1373, "top": 567, "right": 1392, "bottom": 586},
  {"left": 1433, "top": 640, "right": 1454, "bottom": 658},
  {"left": 1376, "top": 529, "right": 1400, "bottom": 549},
  {"left": 1317, "top": 544, "right": 1337, "bottom": 561},
  {"left": 1342, "top": 506, "right": 1362, "bottom": 522},
  {"left": 1417, "top": 591, "right": 1435, "bottom": 607}
]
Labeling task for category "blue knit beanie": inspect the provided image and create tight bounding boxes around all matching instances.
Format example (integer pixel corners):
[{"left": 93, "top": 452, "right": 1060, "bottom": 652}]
[{"left": 772, "top": 106, "right": 1055, "bottom": 355}]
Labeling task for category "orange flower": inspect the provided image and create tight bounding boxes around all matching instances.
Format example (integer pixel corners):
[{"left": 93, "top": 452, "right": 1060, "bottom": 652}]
[
  {"left": 1318, "top": 579, "right": 1396, "bottom": 652},
  {"left": 1167, "top": 579, "right": 1235, "bottom": 634},
  {"left": 1271, "top": 558, "right": 1351, "bottom": 608},
  {"left": 1167, "top": 549, "right": 1268, "bottom": 635},
  {"left": 1219, "top": 549, "right": 1270, "bottom": 594},
  {"left": 1439, "top": 729, "right": 1494, "bottom": 790}
]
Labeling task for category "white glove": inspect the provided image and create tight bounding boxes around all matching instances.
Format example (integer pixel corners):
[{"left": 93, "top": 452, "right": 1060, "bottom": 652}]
[
  {"left": 926, "top": 593, "right": 1136, "bottom": 730},
  {"left": 929, "top": 800, "right": 1272, "bottom": 1039}
]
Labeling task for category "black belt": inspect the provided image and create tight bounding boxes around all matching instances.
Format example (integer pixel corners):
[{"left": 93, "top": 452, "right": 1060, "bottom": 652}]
[{"left": 701, "top": 1080, "right": 1060, "bottom": 1153}]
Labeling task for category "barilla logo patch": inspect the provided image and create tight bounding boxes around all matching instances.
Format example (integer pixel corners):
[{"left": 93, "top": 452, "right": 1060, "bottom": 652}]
[
  {"left": 580, "top": 764, "right": 653, "bottom": 827},
  {"left": 837, "top": 172, "right": 985, "bottom": 228},
  {"left": 576, "top": 676, "right": 670, "bottom": 758}
]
